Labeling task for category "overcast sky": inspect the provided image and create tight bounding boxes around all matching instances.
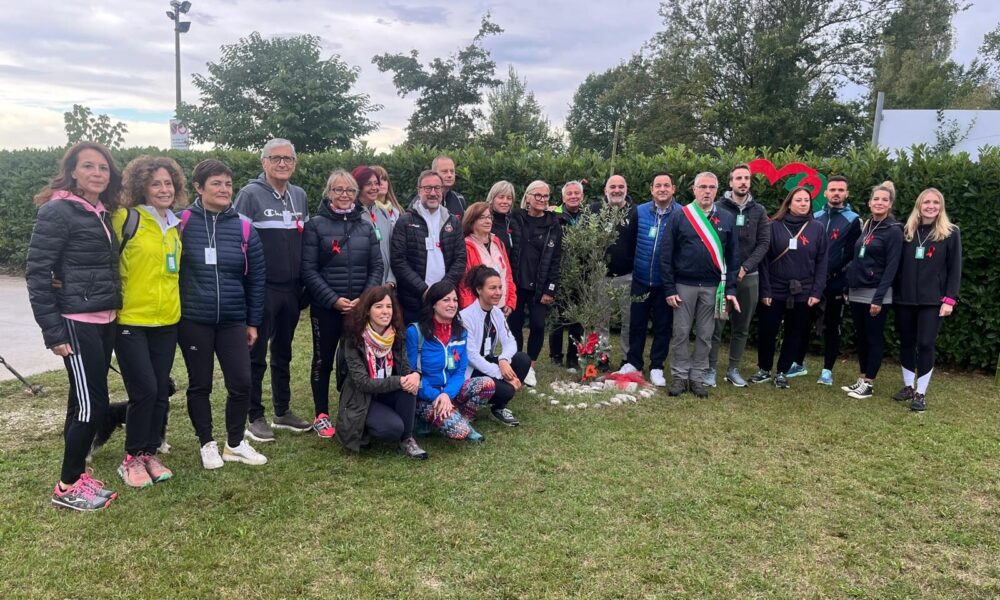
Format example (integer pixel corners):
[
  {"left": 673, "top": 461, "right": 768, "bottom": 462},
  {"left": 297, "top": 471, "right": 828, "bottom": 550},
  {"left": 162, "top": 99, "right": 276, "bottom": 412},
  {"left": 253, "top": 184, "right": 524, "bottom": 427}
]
[{"left": 1, "top": 1, "right": 997, "bottom": 152}]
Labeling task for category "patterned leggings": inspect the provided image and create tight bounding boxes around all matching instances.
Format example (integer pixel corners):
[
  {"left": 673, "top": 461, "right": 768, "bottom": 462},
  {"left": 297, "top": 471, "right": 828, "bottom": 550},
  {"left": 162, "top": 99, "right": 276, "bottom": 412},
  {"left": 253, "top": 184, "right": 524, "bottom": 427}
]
[{"left": 415, "top": 377, "right": 496, "bottom": 439}]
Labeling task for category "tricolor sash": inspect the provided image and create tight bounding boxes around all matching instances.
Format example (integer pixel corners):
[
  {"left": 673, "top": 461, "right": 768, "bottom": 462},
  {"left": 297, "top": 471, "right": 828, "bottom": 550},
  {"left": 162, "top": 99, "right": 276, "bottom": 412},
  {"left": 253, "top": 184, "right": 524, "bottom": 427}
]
[{"left": 682, "top": 202, "right": 727, "bottom": 319}]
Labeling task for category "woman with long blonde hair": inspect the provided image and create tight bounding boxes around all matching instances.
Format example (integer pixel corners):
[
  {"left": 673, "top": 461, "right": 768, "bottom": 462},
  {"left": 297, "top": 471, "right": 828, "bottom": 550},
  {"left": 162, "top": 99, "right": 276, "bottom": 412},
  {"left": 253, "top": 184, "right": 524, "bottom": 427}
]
[
  {"left": 891, "top": 188, "right": 962, "bottom": 411},
  {"left": 371, "top": 165, "right": 403, "bottom": 224}
]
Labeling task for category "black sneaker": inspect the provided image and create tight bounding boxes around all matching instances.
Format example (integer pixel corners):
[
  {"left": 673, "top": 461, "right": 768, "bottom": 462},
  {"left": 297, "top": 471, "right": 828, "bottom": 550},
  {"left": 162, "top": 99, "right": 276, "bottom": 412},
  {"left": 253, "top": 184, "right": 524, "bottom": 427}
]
[
  {"left": 398, "top": 437, "right": 428, "bottom": 460},
  {"left": 892, "top": 386, "right": 915, "bottom": 402},
  {"left": 749, "top": 369, "right": 771, "bottom": 385},
  {"left": 690, "top": 380, "right": 709, "bottom": 398},
  {"left": 550, "top": 354, "right": 564, "bottom": 367},
  {"left": 668, "top": 378, "right": 688, "bottom": 396},
  {"left": 774, "top": 373, "right": 789, "bottom": 389},
  {"left": 909, "top": 393, "right": 927, "bottom": 412},
  {"left": 848, "top": 380, "right": 874, "bottom": 399},
  {"left": 841, "top": 377, "right": 864, "bottom": 392},
  {"left": 490, "top": 407, "right": 520, "bottom": 427}
]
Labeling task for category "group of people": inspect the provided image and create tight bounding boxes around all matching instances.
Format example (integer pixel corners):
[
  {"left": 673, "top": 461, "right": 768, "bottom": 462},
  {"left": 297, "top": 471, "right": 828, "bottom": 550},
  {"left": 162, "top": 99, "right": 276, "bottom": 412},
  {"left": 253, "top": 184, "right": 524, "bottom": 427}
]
[{"left": 26, "top": 141, "right": 962, "bottom": 513}]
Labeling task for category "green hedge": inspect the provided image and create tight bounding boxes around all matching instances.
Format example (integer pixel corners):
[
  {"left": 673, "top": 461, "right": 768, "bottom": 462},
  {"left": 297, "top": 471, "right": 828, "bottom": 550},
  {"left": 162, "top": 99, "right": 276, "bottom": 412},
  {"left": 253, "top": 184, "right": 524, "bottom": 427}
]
[{"left": 2, "top": 144, "right": 997, "bottom": 369}]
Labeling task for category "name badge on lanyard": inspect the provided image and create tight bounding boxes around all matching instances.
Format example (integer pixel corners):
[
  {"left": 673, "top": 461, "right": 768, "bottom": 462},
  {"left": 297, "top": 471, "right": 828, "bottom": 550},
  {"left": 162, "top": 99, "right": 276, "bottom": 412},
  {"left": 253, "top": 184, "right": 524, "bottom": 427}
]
[
  {"left": 204, "top": 247, "right": 217, "bottom": 265},
  {"left": 858, "top": 245, "right": 866, "bottom": 258},
  {"left": 166, "top": 253, "right": 178, "bottom": 273},
  {"left": 647, "top": 225, "right": 657, "bottom": 238},
  {"left": 788, "top": 238, "right": 798, "bottom": 250},
  {"left": 374, "top": 227, "right": 383, "bottom": 241},
  {"left": 736, "top": 214, "right": 746, "bottom": 227},
  {"left": 915, "top": 246, "right": 925, "bottom": 260},
  {"left": 282, "top": 210, "right": 292, "bottom": 225}
]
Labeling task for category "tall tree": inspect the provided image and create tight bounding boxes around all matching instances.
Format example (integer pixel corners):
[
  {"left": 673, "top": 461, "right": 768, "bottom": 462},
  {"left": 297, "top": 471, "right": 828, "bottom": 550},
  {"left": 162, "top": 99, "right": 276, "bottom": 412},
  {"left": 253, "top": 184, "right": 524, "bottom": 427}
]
[
  {"left": 373, "top": 15, "right": 503, "bottom": 148},
  {"left": 871, "top": 0, "right": 990, "bottom": 109},
  {"left": 177, "top": 32, "right": 379, "bottom": 152},
  {"left": 64, "top": 105, "right": 128, "bottom": 150},
  {"left": 642, "top": 0, "right": 902, "bottom": 154},
  {"left": 565, "top": 55, "right": 694, "bottom": 156},
  {"left": 481, "top": 66, "right": 560, "bottom": 150}
]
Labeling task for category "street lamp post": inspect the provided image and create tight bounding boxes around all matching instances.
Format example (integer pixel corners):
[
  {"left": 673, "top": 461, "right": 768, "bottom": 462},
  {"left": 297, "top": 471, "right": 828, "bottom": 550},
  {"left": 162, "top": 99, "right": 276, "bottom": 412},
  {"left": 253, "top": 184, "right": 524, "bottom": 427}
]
[{"left": 165, "top": 1, "right": 192, "bottom": 116}]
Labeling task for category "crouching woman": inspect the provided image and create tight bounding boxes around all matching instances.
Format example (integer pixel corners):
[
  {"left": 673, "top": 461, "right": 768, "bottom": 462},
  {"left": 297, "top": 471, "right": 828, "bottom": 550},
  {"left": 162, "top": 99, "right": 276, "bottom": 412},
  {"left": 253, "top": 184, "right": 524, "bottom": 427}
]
[
  {"left": 336, "top": 286, "right": 428, "bottom": 459},
  {"left": 406, "top": 281, "right": 495, "bottom": 442}
]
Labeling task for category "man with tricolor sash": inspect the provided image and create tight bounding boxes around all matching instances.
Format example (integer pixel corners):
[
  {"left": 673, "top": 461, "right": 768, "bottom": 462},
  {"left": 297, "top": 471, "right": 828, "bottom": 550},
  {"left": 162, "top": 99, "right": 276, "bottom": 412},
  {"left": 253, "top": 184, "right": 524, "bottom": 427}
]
[{"left": 661, "top": 172, "right": 741, "bottom": 397}]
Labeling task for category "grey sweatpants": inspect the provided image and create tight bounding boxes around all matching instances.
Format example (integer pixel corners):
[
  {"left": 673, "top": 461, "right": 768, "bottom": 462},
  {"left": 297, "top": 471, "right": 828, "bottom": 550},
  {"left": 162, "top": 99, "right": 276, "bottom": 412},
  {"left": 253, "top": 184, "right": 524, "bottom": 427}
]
[
  {"left": 709, "top": 272, "right": 759, "bottom": 371},
  {"left": 670, "top": 283, "right": 717, "bottom": 381}
]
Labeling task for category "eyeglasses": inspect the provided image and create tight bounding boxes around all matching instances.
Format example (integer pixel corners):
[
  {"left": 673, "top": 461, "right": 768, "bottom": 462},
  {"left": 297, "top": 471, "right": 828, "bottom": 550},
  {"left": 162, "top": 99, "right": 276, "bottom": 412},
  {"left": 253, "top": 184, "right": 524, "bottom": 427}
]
[
  {"left": 419, "top": 185, "right": 443, "bottom": 193},
  {"left": 329, "top": 187, "right": 357, "bottom": 196},
  {"left": 266, "top": 156, "right": 296, "bottom": 165},
  {"left": 695, "top": 185, "right": 718, "bottom": 190},
  {"left": 477, "top": 213, "right": 493, "bottom": 221},
  {"left": 530, "top": 193, "right": 550, "bottom": 201}
]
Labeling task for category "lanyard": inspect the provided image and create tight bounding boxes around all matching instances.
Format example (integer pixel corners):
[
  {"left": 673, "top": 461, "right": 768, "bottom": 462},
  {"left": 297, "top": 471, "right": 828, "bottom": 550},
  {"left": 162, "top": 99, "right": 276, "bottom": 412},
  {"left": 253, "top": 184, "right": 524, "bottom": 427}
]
[{"left": 862, "top": 218, "right": 884, "bottom": 245}]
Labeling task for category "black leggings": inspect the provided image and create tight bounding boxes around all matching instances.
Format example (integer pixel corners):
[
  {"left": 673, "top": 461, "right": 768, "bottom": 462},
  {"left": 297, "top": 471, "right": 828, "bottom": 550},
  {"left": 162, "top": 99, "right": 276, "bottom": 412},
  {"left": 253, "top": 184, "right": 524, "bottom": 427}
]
[
  {"left": 249, "top": 285, "right": 302, "bottom": 420},
  {"left": 116, "top": 324, "right": 177, "bottom": 455},
  {"left": 895, "top": 304, "right": 942, "bottom": 376},
  {"left": 309, "top": 305, "right": 344, "bottom": 417},
  {"left": 508, "top": 288, "right": 547, "bottom": 360},
  {"left": 798, "top": 289, "right": 847, "bottom": 370},
  {"left": 756, "top": 301, "right": 811, "bottom": 374},
  {"left": 178, "top": 319, "right": 251, "bottom": 448},
  {"left": 365, "top": 389, "right": 416, "bottom": 442},
  {"left": 472, "top": 351, "right": 531, "bottom": 410},
  {"left": 850, "top": 302, "right": 890, "bottom": 379},
  {"left": 61, "top": 319, "right": 116, "bottom": 484}
]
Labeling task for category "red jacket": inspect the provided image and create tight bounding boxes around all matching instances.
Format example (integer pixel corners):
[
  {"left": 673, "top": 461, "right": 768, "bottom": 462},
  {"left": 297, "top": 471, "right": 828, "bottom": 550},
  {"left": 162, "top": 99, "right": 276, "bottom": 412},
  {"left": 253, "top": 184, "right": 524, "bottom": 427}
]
[{"left": 458, "top": 234, "right": 517, "bottom": 311}]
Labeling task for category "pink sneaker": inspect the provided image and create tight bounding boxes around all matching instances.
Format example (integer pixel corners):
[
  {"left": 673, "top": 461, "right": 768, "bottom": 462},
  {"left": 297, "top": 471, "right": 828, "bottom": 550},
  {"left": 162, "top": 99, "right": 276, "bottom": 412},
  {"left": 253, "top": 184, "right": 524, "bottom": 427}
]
[
  {"left": 51, "top": 479, "right": 110, "bottom": 512},
  {"left": 312, "top": 413, "right": 335, "bottom": 439},
  {"left": 142, "top": 454, "right": 173, "bottom": 483},
  {"left": 79, "top": 471, "right": 118, "bottom": 500},
  {"left": 118, "top": 454, "right": 153, "bottom": 488}
]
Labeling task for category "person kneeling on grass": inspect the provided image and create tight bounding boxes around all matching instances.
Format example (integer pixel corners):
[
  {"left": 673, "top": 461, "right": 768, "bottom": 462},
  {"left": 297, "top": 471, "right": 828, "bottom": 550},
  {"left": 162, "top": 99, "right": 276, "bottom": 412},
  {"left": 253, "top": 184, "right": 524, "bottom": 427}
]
[
  {"left": 335, "top": 286, "right": 428, "bottom": 459},
  {"left": 459, "top": 266, "right": 529, "bottom": 427},
  {"left": 406, "top": 281, "right": 496, "bottom": 442}
]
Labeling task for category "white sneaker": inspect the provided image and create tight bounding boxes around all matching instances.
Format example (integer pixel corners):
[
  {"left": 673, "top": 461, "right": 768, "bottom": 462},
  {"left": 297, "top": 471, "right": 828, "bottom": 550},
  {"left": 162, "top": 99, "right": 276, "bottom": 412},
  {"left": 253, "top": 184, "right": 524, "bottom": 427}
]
[
  {"left": 524, "top": 367, "right": 537, "bottom": 388},
  {"left": 223, "top": 440, "right": 268, "bottom": 466},
  {"left": 157, "top": 439, "right": 172, "bottom": 454},
  {"left": 200, "top": 441, "right": 224, "bottom": 470},
  {"left": 649, "top": 369, "right": 667, "bottom": 387},
  {"left": 617, "top": 362, "right": 638, "bottom": 375}
]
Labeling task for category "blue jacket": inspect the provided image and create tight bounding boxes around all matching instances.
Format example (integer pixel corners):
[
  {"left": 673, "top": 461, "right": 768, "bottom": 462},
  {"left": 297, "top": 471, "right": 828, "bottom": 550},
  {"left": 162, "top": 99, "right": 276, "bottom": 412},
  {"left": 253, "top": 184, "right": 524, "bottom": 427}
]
[
  {"left": 405, "top": 322, "right": 469, "bottom": 402},
  {"left": 627, "top": 200, "right": 677, "bottom": 287},
  {"left": 814, "top": 203, "right": 861, "bottom": 291},
  {"left": 660, "top": 203, "right": 740, "bottom": 297},
  {"left": 178, "top": 200, "right": 266, "bottom": 326}
]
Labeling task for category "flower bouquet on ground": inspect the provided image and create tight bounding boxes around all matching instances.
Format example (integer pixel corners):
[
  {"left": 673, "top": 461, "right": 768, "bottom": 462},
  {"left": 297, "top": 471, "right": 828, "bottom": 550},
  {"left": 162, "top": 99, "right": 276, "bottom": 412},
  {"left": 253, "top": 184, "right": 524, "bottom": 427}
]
[{"left": 574, "top": 331, "right": 612, "bottom": 382}]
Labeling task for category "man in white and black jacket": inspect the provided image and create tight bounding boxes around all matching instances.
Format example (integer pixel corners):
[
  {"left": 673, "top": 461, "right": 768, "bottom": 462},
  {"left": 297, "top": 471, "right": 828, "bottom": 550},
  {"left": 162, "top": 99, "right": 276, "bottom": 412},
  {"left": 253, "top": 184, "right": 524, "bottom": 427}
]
[
  {"left": 233, "top": 138, "right": 312, "bottom": 441},
  {"left": 707, "top": 164, "right": 770, "bottom": 388},
  {"left": 391, "top": 170, "right": 467, "bottom": 324}
]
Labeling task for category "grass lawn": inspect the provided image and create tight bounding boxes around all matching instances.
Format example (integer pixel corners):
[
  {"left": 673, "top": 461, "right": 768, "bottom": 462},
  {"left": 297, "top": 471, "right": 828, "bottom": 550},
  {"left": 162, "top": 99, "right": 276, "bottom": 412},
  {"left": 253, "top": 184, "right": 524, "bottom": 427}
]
[{"left": 1, "top": 329, "right": 998, "bottom": 599}]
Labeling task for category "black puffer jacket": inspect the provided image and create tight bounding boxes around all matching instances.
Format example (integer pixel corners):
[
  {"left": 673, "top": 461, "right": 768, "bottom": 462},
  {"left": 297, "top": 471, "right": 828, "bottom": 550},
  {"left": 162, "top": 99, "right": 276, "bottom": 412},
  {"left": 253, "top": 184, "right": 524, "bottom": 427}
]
[
  {"left": 25, "top": 192, "right": 122, "bottom": 348},
  {"left": 178, "top": 200, "right": 266, "bottom": 326},
  {"left": 301, "top": 202, "right": 383, "bottom": 310},
  {"left": 509, "top": 209, "right": 562, "bottom": 298},
  {"left": 391, "top": 204, "right": 466, "bottom": 318}
]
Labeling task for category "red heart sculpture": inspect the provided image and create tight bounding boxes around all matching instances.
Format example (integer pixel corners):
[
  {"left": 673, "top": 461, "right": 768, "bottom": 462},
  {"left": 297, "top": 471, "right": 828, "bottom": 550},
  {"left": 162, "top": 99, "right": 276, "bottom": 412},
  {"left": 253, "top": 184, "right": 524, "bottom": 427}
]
[{"left": 748, "top": 158, "right": 824, "bottom": 199}]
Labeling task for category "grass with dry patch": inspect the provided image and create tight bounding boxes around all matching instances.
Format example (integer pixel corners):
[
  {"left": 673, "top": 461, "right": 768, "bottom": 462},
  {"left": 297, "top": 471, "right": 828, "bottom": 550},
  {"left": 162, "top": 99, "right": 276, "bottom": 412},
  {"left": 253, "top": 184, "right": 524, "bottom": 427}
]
[{"left": 1, "top": 333, "right": 999, "bottom": 599}]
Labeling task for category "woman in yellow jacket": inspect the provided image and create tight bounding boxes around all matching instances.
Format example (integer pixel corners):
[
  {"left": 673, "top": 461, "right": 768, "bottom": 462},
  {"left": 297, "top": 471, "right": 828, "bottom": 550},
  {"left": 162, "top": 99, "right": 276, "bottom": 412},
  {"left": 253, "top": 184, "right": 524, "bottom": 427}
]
[{"left": 112, "top": 156, "right": 186, "bottom": 488}]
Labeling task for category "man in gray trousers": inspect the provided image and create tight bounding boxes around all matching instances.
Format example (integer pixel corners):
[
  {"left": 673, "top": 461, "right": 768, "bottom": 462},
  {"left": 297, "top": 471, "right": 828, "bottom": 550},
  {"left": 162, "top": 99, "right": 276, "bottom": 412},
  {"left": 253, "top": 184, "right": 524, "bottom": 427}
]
[
  {"left": 661, "top": 172, "right": 741, "bottom": 398},
  {"left": 706, "top": 164, "right": 770, "bottom": 387}
]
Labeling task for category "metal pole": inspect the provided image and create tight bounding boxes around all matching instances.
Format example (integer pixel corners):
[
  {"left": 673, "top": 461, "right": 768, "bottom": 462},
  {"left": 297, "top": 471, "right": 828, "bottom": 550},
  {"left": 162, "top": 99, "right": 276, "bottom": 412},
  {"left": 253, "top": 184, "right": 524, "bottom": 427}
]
[
  {"left": 871, "top": 91, "right": 885, "bottom": 146},
  {"left": 174, "top": 18, "right": 182, "bottom": 114}
]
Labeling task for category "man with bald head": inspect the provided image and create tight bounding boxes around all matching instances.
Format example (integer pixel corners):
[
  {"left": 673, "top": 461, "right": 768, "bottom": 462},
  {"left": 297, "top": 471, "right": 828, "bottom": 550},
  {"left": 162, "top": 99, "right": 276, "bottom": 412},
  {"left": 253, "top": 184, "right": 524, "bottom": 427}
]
[{"left": 589, "top": 174, "right": 633, "bottom": 365}]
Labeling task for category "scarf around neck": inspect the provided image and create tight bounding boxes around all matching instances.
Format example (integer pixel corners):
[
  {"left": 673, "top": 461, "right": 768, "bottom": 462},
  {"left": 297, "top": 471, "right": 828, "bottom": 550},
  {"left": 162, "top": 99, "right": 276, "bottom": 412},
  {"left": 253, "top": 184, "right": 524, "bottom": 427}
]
[{"left": 363, "top": 323, "right": 395, "bottom": 378}]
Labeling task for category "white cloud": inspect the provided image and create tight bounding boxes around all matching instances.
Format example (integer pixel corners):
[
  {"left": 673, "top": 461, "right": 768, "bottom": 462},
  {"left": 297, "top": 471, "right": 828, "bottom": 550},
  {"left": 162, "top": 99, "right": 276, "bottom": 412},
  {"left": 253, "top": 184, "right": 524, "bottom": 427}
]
[{"left": 1, "top": 0, "right": 995, "bottom": 152}]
